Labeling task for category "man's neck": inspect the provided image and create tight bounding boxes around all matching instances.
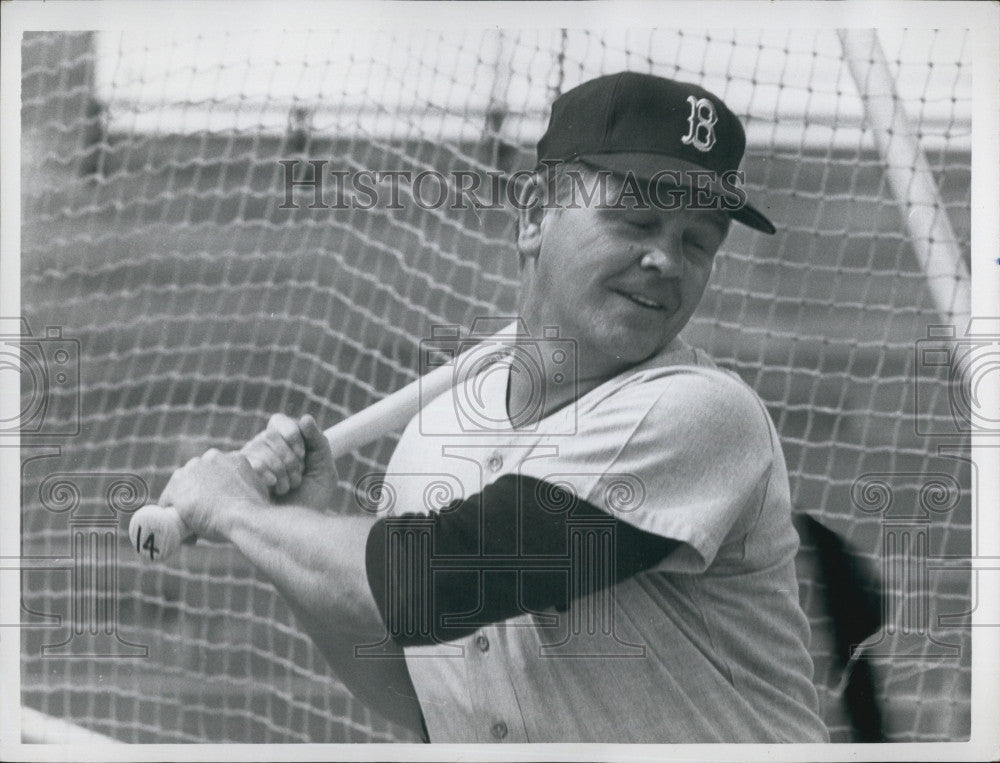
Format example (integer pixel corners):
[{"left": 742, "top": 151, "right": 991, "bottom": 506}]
[{"left": 505, "top": 338, "right": 617, "bottom": 429}]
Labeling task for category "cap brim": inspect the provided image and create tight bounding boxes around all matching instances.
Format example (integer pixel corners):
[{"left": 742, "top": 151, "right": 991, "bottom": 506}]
[{"left": 574, "top": 153, "right": 776, "bottom": 235}]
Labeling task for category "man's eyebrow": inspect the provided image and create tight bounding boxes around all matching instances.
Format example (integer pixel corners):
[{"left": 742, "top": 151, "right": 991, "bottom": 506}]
[{"left": 702, "top": 211, "right": 731, "bottom": 236}]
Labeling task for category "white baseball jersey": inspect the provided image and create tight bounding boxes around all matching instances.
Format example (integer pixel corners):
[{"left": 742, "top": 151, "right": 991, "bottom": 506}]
[{"left": 376, "top": 336, "right": 828, "bottom": 742}]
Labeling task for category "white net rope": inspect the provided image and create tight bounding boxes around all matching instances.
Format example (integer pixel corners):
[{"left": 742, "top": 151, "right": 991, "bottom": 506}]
[{"left": 20, "top": 29, "right": 971, "bottom": 742}]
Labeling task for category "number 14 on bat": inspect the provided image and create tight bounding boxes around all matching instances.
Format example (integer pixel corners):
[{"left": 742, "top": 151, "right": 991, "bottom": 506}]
[{"left": 134, "top": 526, "right": 160, "bottom": 560}]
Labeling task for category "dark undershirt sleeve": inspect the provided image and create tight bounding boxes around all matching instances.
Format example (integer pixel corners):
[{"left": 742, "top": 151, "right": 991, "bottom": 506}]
[{"left": 365, "top": 474, "right": 679, "bottom": 647}]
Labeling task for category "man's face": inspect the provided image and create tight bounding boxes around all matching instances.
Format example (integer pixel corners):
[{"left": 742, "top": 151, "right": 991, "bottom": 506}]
[{"left": 518, "top": 170, "right": 730, "bottom": 377}]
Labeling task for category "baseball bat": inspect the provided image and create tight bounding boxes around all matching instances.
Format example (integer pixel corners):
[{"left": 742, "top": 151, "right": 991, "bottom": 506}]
[{"left": 128, "top": 321, "right": 519, "bottom": 562}]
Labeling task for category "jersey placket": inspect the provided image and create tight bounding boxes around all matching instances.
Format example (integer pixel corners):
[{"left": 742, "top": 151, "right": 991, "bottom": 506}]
[
  {"left": 461, "top": 625, "right": 529, "bottom": 742},
  {"left": 454, "top": 436, "right": 541, "bottom": 742}
]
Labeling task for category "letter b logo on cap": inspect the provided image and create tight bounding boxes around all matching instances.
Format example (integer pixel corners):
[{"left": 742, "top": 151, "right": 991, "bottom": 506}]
[{"left": 681, "top": 95, "right": 717, "bottom": 152}]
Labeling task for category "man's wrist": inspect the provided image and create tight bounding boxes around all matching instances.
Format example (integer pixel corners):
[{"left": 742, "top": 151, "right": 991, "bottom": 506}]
[{"left": 214, "top": 490, "right": 271, "bottom": 542}]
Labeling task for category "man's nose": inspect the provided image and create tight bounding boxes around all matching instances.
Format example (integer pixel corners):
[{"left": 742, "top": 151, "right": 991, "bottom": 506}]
[{"left": 639, "top": 246, "right": 683, "bottom": 278}]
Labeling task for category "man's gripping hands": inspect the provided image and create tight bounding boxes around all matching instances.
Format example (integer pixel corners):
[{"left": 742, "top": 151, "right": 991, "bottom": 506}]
[{"left": 159, "top": 414, "right": 321, "bottom": 542}]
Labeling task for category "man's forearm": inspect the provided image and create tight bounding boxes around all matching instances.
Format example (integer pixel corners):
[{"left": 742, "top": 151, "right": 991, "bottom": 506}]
[
  {"left": 225, "top": 504, "right": 382, "bottom": 640},
  {"left": 222, "top": 501, "right": 426, "bottom": 736}
]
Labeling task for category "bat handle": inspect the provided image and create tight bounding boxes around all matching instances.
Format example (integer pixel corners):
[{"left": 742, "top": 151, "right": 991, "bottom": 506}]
[{"left": 129, "top": 504, "right": 192, "bottom": 562}]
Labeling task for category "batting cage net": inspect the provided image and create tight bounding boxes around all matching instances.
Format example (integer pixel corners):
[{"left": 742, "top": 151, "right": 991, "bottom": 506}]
[{"left": 19, "top": 28, "right": 971, "bottom": 743}]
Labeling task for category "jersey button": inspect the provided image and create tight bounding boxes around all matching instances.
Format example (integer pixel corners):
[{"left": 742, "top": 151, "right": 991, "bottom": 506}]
[
  {"left": 487, "top": 453, "right": 503, "bottom": 472},
  {"left": 476, "top": 635, "right": 489, "bottom": 652},
  {"left": 491, "top": 721, "right": 508, "bottom": 740}
]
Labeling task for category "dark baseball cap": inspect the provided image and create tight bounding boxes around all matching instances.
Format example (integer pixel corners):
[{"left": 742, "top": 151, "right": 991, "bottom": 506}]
[{"left": 536, "top": 71, "right": 775, "bottom": 235}]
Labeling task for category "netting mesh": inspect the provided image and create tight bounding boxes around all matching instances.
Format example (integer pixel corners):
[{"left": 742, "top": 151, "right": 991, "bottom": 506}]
[{"left": 19, "top": 28, "right": 971, "bottom": 743}]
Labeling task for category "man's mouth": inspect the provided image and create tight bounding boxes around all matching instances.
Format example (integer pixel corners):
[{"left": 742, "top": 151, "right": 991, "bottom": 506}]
[{"left": 613, "top": 289, "right": 676, "bottom": 313}]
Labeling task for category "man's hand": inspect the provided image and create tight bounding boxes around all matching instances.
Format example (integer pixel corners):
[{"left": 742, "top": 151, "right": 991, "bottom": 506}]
[
  {"left": 242, "top": 413, "right": 337, "bottom": 506},
  {"left": 276, "top": 414, "right": 339, "bottom": 510},
  {"left": 159, "top": 449, "right": 269, "bottom": 542},
  {"left": 160, "top": 414, "right": 339, "bottom": 543},
  {"left": 242, "top": 413, "right": 307, "bottom": 495}
]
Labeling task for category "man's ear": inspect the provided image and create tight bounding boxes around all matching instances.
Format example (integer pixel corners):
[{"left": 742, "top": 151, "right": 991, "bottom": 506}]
[{"left": 515, "top": 175, "right": 545, "bottom": 261}]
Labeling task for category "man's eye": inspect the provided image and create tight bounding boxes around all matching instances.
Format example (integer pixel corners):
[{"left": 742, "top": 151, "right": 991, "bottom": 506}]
[
  {"left": 626, "top": 217, "right": 657, "bottom": 231},
  {"left": 683, "top": 233, "right": 710, "bottom": 253}
]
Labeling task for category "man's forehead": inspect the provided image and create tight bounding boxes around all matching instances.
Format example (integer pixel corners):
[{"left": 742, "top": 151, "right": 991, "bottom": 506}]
[
  {"left": 545, "top": 164, "right": 734, "bottom": 232},
  {"left": 659, "top": 206, "right": 732, "bottom": 235},
  {"left": 602, "top": 173, "right": 733, "bottom": 229}
]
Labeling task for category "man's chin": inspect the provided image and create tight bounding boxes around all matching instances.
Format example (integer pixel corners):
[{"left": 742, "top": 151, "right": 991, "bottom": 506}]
[{"left": 604, "top": 326, "right": 680, "bottom": 365}]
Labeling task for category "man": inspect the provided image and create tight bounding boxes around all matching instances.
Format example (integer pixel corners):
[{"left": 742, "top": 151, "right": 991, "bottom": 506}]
[{"left": 159, "top": 72, "right": 829, "bottom": 743}]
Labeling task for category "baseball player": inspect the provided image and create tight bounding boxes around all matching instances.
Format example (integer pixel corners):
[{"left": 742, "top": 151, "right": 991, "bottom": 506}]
[{"left": 158, "top": 72, "right": 830, "bottom": 742}]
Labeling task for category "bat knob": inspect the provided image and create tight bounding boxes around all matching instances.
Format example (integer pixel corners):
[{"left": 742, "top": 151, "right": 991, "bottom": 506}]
[{"left": 129, "top": 504, "right": 186, "bottom": 562}]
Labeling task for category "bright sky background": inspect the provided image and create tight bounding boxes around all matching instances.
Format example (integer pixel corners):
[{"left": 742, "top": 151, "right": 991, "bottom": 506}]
[{"left": 95, "top": 28, "right": 971, "bottom": 149}]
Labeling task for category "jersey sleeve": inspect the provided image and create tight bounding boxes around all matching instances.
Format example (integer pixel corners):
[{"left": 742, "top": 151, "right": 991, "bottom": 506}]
[
  {"left": 363, "top": 474, "right": 681, "bottom": 646},
  {"left": 522, "top": 367, "right": 777, "bottom": 573}
]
